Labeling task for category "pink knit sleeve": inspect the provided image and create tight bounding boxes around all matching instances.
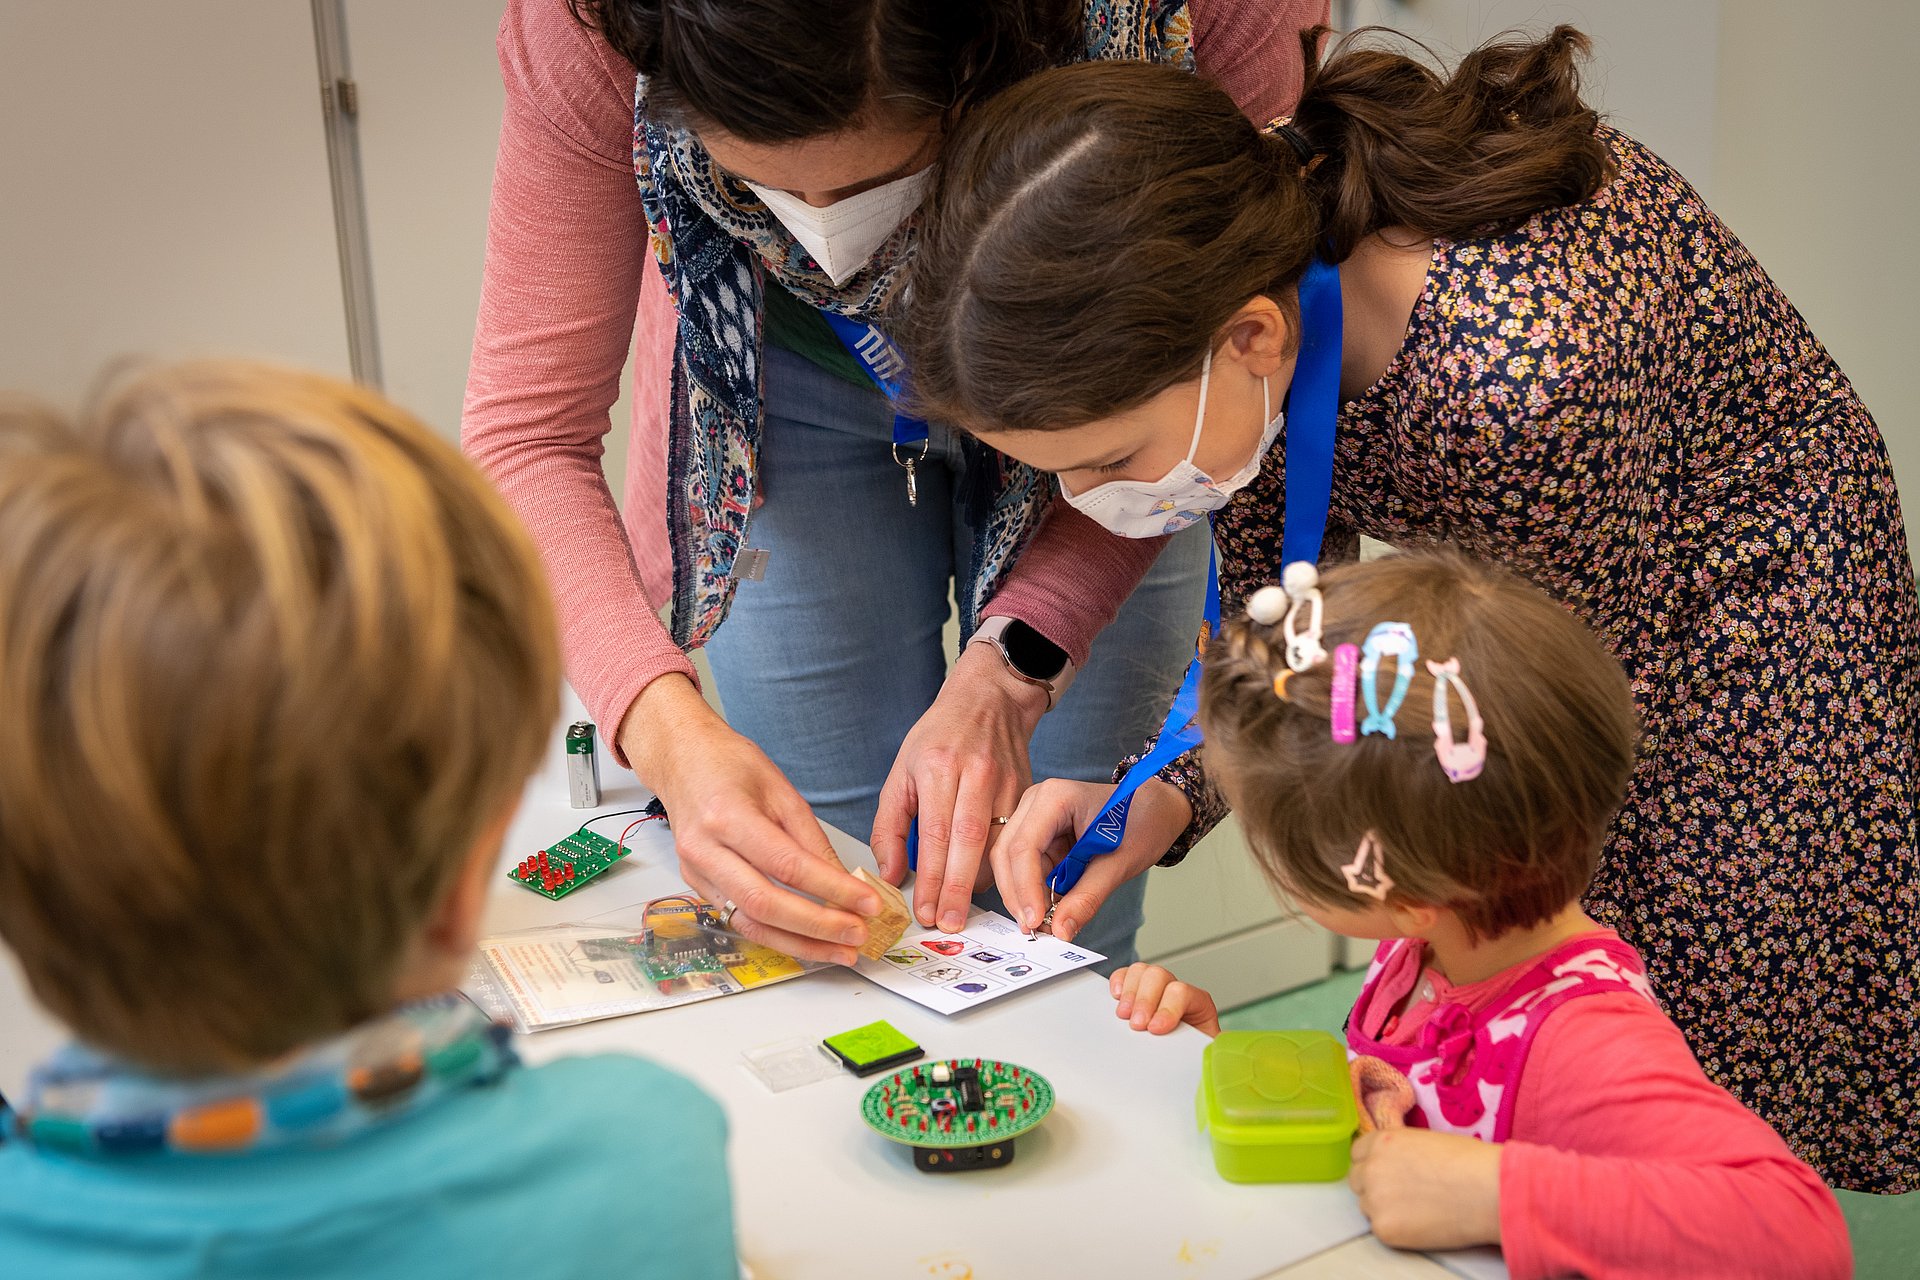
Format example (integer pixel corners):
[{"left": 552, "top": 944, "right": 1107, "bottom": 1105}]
[
  {"left": 980, "top": 508, "right": 1169, "bottom": 666},
  {"left": 1191, "top": 0, "right": 1329, "bottom": 126},
  {"left": 1497, "top": 996, "right": 1850, "bottom": 1280},
  {"left": 462, "top": 0, "right": 694, "bottom": 765}
]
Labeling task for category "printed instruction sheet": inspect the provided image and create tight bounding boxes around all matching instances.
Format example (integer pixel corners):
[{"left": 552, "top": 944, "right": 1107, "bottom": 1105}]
[
  {"left": 853, "top": 908, "right": 1104, "bottom": 1015},
  {"left": 466, "top": 896, "right": 820, "bottom": 1032}
]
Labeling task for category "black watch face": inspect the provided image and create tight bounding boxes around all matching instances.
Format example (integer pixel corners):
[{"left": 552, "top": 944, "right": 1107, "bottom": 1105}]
[{"left": 1002, "top": 620, "right": 1069, "bottom": 682}]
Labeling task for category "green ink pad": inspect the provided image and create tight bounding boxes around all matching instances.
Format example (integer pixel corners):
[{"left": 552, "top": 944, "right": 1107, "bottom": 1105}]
[{"left": 823, "top": 1020, "right": 925, "bottom": 1077}]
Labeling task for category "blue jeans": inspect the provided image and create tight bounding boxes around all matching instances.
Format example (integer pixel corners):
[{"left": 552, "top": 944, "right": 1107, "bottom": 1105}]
[{"left": 703, "top": 346, "right": 1210, "bottom": 968}]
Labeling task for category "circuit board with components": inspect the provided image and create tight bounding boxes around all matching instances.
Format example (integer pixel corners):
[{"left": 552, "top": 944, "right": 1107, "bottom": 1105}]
[
  {"left": 634, "top": 898, "right": 739, "bottom": 994},
  {"left": 508, "top": 828, "right": 631, "bottom": 899},
  {"left": 861, "top": 1059, "right": 1054, "bottom": 1172},
  {"left": 574, "top": 897, "right": 803, "bottom": 997}
]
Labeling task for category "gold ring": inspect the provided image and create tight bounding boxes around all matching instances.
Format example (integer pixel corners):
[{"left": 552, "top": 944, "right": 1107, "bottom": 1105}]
[{"left": 991, "top": 816, "right": 1011, "bottom": 826}]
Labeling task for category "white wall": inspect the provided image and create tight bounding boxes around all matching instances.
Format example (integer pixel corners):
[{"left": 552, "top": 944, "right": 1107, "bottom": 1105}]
[
  {"left": 343, "top": 0, "right": 506, "bottom": 439},
  {"left": 1712, "top": 0, "right": 1920, "bottom": 547},
  {"left": 1345, "top": 0, "right": 1723, "bottom": 194},
  {"left": 0, "top": 1, "right": 351, "bottom": 405}
]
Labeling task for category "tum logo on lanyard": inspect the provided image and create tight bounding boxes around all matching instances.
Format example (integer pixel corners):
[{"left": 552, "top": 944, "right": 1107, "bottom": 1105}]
[
  {"left": 851, "top": 326, "right": 907, "bottom": 385},
  {"left": 823, "top": 311, "right": 932, "bottom": 505},
  {"left": 1091, "top": 796, "right": 1132, "bottom": 847}
]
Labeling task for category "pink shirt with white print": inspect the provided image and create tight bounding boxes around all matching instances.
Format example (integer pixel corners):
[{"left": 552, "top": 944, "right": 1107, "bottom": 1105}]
[{"left": 1347, "top": 929, "right": 1850, "bottom": 1280}]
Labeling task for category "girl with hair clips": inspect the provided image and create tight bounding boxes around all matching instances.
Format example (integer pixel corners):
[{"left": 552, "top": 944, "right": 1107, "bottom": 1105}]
[
  {"left": 904, "top": 29, "right": 1920, "bottom": 1190},
  {"left": 462, "top": 0, "right": 1328, "bottom": 972},
  {"left": 1113, "top": 550, "right": 1850, "bottom": 1278}
]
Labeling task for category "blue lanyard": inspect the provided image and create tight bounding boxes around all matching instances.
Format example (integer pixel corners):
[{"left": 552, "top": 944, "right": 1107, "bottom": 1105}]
[
  {"left": 1047, "top": 257, "right": 1345, "bottom": 896},
  {"left": 822, "top": 309, "right": 938, "bottom": 868},
  {"left": 823, "top": 312, "right": 933, "bottom": 504}
]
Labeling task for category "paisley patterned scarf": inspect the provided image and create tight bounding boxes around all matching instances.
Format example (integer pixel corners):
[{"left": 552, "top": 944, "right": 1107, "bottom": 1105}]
[{"left": 634, "top": 1, "right": 1196, "bottom": 648}]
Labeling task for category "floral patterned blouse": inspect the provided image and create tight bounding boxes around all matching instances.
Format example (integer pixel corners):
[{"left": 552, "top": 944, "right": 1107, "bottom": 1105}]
[{"left": 1136, "top": 127, "right": 1920, "bottom": 1191}]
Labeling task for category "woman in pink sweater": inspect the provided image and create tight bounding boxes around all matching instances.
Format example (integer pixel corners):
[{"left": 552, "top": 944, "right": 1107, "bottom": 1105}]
[
  {"left": 1115, "top": 549, "right": 1850, "bottom": 1278},
  {"left": 463, "top": 0, "right": 1326, "bottom": 967}
]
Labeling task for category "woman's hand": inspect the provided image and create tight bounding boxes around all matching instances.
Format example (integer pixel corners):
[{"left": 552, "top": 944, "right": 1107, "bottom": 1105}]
[
  {"left": 992, "top": 777, "right": 1192, "bottom": 943},
  {"left": 1110, "top": 963, "right": 1220, "bottom": 1037},
  {"left": 1348, "top": 1128, "right": 1504, "bottom": 1252},
  {"left": 620, "top": 675, "right": 880, "bottom": 966},
  {"left": 872, "top": 641, "right": 1049, "bottom": 932}
]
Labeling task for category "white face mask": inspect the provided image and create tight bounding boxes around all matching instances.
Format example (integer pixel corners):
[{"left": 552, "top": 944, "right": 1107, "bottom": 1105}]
[
  {"left": 1060, "top": 349, "right": 1284, "bottom": 538},
  {"left": 745, "top": 167, "right": 932, "bottom": 287}
]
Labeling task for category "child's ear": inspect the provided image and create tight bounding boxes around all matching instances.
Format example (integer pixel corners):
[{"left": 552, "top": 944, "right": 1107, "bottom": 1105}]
[
  {"left": 421, "top": 800, "right": 520, "bottom": 962},
  {"left": 1222, "top": 295, "right": 1293, "bottom": 379},
  {"left": 1385, "top": 898, "right": 1443, "bottom": 936}
]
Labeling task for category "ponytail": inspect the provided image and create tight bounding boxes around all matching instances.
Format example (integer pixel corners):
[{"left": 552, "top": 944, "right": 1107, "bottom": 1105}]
[
  {"left": 1292, "top": 25, "right": 1613, "bottom": 259},
  {"left": 903, "top": 26, "right": 1612, "bottom": 436}
]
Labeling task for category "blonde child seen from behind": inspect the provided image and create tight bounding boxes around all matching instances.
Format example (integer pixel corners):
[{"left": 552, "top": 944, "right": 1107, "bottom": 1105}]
[
  {"left": 0, "top": 364, "right": 739, "bottom": 1280},
  {"left": 1111, "top": 550, "right": 1849, "bottom": 1280}
]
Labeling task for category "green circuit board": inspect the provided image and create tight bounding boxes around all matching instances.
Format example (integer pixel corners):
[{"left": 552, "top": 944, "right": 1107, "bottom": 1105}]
[
  {"left": 861, "top": 1059, "right": 1054, "bottom": 1148},
  {"left": 507, "top": 828, "right": 628, "bottom": 899}
]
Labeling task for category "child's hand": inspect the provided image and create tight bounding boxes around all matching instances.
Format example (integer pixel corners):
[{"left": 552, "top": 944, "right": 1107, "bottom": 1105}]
[
  {"left": 1109, "top": 963, "right": 1220, "bottom": 1037},
  {"left": 1348, "top": 1128, "right": 1503, "bottom": 1251}
]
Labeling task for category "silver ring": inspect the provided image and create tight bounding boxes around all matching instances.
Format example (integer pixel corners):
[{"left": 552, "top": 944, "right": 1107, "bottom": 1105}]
[{"left": 717, "top": 899, "right": 740, "bottom": 930}]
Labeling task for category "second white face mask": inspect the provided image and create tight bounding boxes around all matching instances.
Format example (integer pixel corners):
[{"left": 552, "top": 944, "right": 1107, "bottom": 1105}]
[
  {"left": 746, "top": 167, "right": 932, "bottom": 287},
  {"left": 1060, "top": 349, "right": 1283, "bottom": 539}
]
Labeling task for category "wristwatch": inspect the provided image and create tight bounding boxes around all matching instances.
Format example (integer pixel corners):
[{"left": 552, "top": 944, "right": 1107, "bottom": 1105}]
[{"left": 969, "top": 616, "right": 1077, "bottom": 710}]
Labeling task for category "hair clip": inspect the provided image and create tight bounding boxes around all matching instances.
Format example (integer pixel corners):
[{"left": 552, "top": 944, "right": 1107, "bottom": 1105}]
[
  {"left": 1427, "top": 658, "right": 1488, "bottom": 782},
  {"left": 1359, "top": 622, "right": 1418, "bottom": 738},
  {"left": 1281, "top": 562, "right": 1326, "bottom": 672},
  {"left": 1246, "top": 584, "right": 1288, "bottom": 626},
  {"left": 1271, "top": 670, "right": 1293, "bottom": 700},
  {"left": 1329, "top": 643, "right": 1359, "bottom": 742},
  {"left": 1341, "top": 833, "right": 1393, "bottom": 901}
]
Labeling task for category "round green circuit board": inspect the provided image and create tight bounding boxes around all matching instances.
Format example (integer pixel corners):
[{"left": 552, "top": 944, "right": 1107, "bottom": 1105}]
[{"left": 860, "top": 1058, "right": 1055, "bottom": 1148}]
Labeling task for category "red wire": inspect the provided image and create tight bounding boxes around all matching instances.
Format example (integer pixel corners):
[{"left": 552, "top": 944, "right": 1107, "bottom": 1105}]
[{"left": 610, "top": 818, "right": 650, "bottom": 864}]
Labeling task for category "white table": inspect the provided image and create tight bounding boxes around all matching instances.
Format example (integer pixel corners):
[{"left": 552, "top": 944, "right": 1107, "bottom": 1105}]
[
  {"left": 489, "top": 750, "right": 1501, "bottom": 1280},
  {"left": 0, "top": 742, "right": 1500, "bottom": 1280}
]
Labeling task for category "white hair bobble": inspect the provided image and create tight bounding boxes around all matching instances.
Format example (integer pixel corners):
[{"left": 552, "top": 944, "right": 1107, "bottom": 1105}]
[
  {"left": 1247, "top": 585, "right": 1289, "bottom": 626},
  {"left": 1280, "top": 561, "right": 1327, "bottom": 672}
]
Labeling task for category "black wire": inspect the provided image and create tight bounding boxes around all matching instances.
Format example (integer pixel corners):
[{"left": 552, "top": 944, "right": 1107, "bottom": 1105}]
[{"left": 576, "top": 806, "right": 659, "bottom": 835}]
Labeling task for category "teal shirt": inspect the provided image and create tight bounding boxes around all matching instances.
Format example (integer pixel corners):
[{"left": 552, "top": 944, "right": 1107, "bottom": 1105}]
[{"left": 0, "top": 1054, "right": 737, "bottom": 1279}]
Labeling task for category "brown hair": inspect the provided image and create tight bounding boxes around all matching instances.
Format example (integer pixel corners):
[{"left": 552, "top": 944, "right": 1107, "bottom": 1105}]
[
  {"left": 0, "top": 363, "right": 560, "bottom": 1072},
  {"left": 572, "top": 0, "right": 1081, "bottom": 141},
  {"left": 902, "top": 26, "right": 1613, "bottom": 433},
  {"left": 1199, "top": 549, "right": 1637, "bottom": 941}
]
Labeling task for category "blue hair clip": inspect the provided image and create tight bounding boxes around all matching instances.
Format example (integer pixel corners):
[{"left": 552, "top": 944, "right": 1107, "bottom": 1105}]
[{"left": 1359, "top": 622, "right": 1419, "bottom": 738}]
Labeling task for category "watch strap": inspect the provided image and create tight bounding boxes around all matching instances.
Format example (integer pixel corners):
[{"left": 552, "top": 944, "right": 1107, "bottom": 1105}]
[{"left": 969, "top": 615, "right": 1077, "bottom": 708}]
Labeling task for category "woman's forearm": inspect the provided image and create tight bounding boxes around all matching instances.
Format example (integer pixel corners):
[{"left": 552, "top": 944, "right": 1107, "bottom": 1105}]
[
  {"left": 982, "top": 504, "right": 1168, "bottom": 665},
  {"left": 464, "top": 0, "right": 695, "bottom": 761}
]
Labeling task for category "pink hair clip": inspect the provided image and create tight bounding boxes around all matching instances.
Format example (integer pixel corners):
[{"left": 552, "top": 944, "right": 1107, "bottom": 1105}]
[
  {"left": 1427, "top": 658, "right": 1487, "bottom": 782},
  {"left": 1341, "top": 833, "right": 1393, "bottom": 901},
  {"left": 1329, "top": 643, "right": 1359, "bottom": 742}
]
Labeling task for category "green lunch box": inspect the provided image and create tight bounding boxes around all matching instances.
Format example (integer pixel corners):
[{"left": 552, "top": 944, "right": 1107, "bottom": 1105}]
[{"left": 1196, "top": 1029, "right": 1358, "bottom": 1182}]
